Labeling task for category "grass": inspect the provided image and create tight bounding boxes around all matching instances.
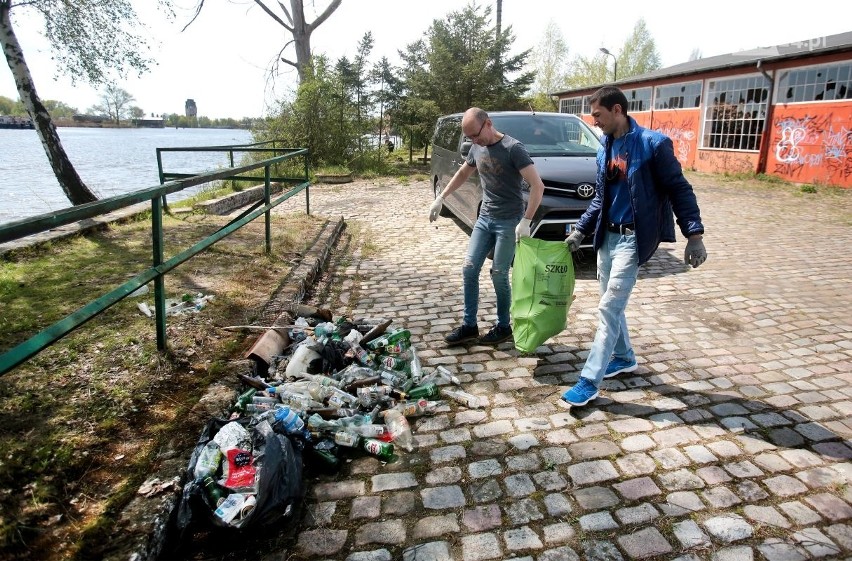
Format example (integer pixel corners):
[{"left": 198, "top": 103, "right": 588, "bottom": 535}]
[{"left": 0, "top": 208, "right": 331, "bottom": 561}]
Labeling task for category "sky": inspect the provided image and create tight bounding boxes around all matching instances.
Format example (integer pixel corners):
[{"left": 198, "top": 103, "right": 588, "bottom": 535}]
[{"left": 1, "top": 0, "right": 849, "bottom": 120}]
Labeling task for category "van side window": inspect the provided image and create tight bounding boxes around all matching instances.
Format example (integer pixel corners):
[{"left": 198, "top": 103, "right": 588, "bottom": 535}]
[{"left": 435, "top": 118, "right": 462, "bottom": 150}]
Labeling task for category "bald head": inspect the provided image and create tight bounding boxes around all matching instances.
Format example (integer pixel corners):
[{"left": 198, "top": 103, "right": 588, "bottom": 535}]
[{"left": 462, "top": 107, "right": 496, "bottom": 145}]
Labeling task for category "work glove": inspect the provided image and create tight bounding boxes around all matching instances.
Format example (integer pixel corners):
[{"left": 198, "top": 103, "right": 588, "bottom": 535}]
[
  {"left": 515, "top": 218, "right": 531, "bottom": 243},
  {"left": 564, "top": 229, "right": 585, "bottom": 252},
  {"left": 684, "top": 236, "right": 707, "bottom": 268},
  {"left": 429, "top": 197, "right": 443, "bottom": 222}
]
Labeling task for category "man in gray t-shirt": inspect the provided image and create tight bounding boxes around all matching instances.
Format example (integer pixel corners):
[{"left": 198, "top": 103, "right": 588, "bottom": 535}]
[{"left": 429, "top": 107, "right": 545, "bottom": 346}]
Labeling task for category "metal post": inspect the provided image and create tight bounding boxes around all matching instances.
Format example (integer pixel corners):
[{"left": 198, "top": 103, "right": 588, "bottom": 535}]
[
  {"left": 152, "top": 196, "right": 167, "bottom": 350},
  {"left": 303, "top": 155, "right": 311, "bottom": 215},
  {"left": 600, "top": 47, "right": 617, "bottom": 81},
  {"left": 264, "top": 165, "right": 271, "bottom": 254}
]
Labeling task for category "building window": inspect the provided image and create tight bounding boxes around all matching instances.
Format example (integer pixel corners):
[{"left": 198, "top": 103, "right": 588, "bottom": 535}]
[
  {"left": 703, "top": 75, "right": 769, "bottom": 151},
  {"left": 624, "top": 87, "right": 652, "bottom": 112},
  {"left": 560, "top": 97, "right": 585, "bottom": 115},
  {"left": 655, "top": 81, "right": 702, "bottom": 109},
  {"left": 582, "top": 95, "right": 591, "bottom": 114},
  {"left": 777, "top": 62, "right": 852, "bottom": 102}
]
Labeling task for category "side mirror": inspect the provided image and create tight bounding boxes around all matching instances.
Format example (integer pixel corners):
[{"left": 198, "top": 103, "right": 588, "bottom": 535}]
[{"left": 461, "top": 140, "right": 472, "bottom": 157}]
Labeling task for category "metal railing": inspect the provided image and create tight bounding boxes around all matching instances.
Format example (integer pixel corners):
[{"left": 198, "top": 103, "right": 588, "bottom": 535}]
[{"left": 0, "top": 141, "right": 311, "bottom": 376}]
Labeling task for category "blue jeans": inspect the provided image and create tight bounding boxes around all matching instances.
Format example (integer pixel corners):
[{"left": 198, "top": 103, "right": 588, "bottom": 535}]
[
  {"left": 462, "top": 214, "right": 519, "bottom": 328},
  {"left": 580, "top": 229, "right": 639, "bottom": 386}
]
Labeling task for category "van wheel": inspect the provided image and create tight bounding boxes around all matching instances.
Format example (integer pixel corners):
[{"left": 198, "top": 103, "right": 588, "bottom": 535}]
[{"left": 433, "top": 180, "right": 452, "bottom": 217}]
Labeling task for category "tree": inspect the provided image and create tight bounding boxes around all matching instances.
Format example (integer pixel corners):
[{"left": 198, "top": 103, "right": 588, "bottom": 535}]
[
  {"left": 527, "top": 20, "right": 569, "bottom": 111},
  {"left": 617, "top": 19, "right": 661, "bottom": 79},
  {"left": 130, "top": 106, "right": 145, "bottom": 120},
  {"left": 0, "top": 0, "right": 173, "bottom": 206},
  {"left": 92, "top": 83, "right": 136, "bottom": 125}
]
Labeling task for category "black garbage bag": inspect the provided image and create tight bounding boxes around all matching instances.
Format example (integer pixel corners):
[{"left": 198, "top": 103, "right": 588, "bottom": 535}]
[{"left": 176, "top": 416, "right": 304, "bottom": 532}]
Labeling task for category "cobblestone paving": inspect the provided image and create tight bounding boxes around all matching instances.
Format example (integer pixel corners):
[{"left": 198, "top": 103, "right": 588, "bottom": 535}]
[{"left": 274, "top": 175, "right": 852, "bottom": 561}]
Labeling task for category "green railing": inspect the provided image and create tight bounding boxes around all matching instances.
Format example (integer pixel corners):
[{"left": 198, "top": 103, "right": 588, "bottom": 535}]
[{"left": 0, "top": 141, "right": 311, "bottom": 376}]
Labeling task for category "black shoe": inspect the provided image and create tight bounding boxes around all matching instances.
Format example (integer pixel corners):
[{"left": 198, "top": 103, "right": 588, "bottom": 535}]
[
  {"left": 480, "top": 324, "right": 513, "bottom": 345},
  {"left": 445, "top": 324, "right": 479, "bottom": 345}
]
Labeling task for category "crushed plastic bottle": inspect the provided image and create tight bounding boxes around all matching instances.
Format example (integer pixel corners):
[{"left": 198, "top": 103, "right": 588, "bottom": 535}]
[{"left": 383, "top": 409, "right": 414, "bottom": 452}]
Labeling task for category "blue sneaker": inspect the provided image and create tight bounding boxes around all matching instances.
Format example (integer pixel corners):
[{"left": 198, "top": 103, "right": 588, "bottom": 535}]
[
  {"left": 604, "top": 357, "right": 638, "bottom": 379},
  {"left": 561, "top": 377, "right": 599, "bottom": 406}
]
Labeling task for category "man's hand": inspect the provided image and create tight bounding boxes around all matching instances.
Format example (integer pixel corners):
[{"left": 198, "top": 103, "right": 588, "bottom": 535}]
[
  {"left": 429, "top": 197, "right": 443, "bottom": 222},
  {"left": 515, "top": 218, "right": 531, "bottom": 243},
  {"left": 684, "top": 236, "right": 706, "bottom": 268},
  {"left": 564, "top": 229, "right": 585, "bottom": 252}
]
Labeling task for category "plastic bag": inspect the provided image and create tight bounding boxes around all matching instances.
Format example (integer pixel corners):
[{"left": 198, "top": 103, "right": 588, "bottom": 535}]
[
  {"left": 176, "top": 416, "right": 304, "bottom": 532},
  {"left": 510, "top": 237, "right": 575, "bottom": 353}
]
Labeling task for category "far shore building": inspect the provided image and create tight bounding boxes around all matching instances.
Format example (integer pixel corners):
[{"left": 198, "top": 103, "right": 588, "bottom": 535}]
[
  {"left": 185, "top": 99, "right": 197, "bottom": 118},
  {"left": 553, "top": 31, "right": 852, "bottom": 189}
]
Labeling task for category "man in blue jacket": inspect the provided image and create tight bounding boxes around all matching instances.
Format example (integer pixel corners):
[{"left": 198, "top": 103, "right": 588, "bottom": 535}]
[{"left": 561, "top": 86, "right": 707, "bottom": 407}]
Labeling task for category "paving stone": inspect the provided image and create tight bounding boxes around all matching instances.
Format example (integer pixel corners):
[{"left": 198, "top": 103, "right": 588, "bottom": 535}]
[
  {"left": 791, "top": 527, "right": 840, "bottom": 558},
  {"left": 506, "top": 453, "right": 541, "bottom": 472},
  {"left": 796, "top": 466, "right": 846, "bottom": 488},
  {"left": 736, "top": 480, "right": 769, "bottom": 502},
  {"left": 470, "top": 479, "right": 502, "bottom": 503},
  {"left": 579, "top": 511, "right": 619, "bottom": 532},
  {"left": 804, "top": 492, "right": 852, "bottom": 521},
  {"left": 616, "top": 527, "right": 673, "bottom": 559},
  {"left": 794, "top": 421, "right": 836, "bottom": 441},
  {"left": 503, "top": 526, "right": 544, "bottom": 551},
  {"left": 505, "top": 473, "right": 536, "bottom": 497},
  {"left": 440, "top": 427, "right": 472, "bottom": 444},
  {"left": 825, "top": 523, "right": 852, "bottom": 550},
  {"left": 402, "top": 541, "right": 453, "bottom": 561},
  {"left": 351, "top": 496, "right": 382, "bottom": 519},
  {"left": 813, "top": 441, "right": 852, "bottom": 459},
  {"left": 455, "top": 410, "right": 488, "bottom": 426},
  {"left": 469, "top": 459, "right": 502, "bottom": 479},
  {"left": 778, "top": 448, "right": 824, "bottom": 468},
  {"left": 569, "top": 440, "right": 620, "bottom": 460},
  {"left": 756, "top": 538, "right": 808, "bottom": 561},
  {"left": 711, "top": 546, "right": 754, "bottom": 561},
  {"left": 543, "top": 522, "right": 576, "bottom": 545},
  {"left": 421, "top": 485, "right": 466, "bottom": 509},
  {"left": 430, "top": 445, "right": 466, "bottom": 464},
  {"left": 742, "top": 505, "right": 791, "bottom": 528},
  {"left": 574, "top": 486, "right": 620, "bottom": 510},
  {"left": 354, "top": 520, "right": 406, "bottom": 545},
  {"left": 650, "top": 448, "right": 690, "bottom": 469},
  {"left": 710, "top": 403, "right": 751, "bottom": 416},
  {"left": 426, "top": 466, "right": 462, "bottom": 485},
  {"left": 768, "top": 428, "right": 805, "bottom": 447},
  {"left": 616, "top": 452, "right": 657, "bottom": 476},
  {"left": 462, "top": 504, "right": 502, "bottom": 532},
  {"left": 702, "top": 486, "right": 742, "bottom": 508},
  {"left": 764, "top": 474, "right": 808, "bottom": 497},
  {"left": 580, "top": 540, "right": 624, "bottom": 561},
  {"left": 504, "top": 497, "right": 544, "bottom": 524},
  {"left": 538, "top": 545, "right": 582, "bottom": 561},
  {"left": 778, "top": 500, "right": 823, "bottom": 525},
  {"left": 347, "top": 548, "right": 393, "bottom": 561},
  {"left": 546, "top": 429, "right": 579, "bottom": 445},
  {"left": 544, "top": 493, "right": 573, "bottom": 516},
  {"left": 313, "top": 480, "right": 366, "bottom": 500},
  {"left": 620, "top": 434, "right": 656, "bottom": 451},
  {"left": 663, "top": 491, "right": 706, "bottom": 515},
  {"left": 720, "top": 416, "right": 758, "bottom": 432},
  {"left": 303, "top": 501, "right": 336, "bottom": 526},
  {"left": 473, "top": 420, "right": 514, "bottom": 438},
  {"left": 724, "top": 460, "right": 764, "bottom": 478},
  {"left": 411, "top": 513, "right": 460, "bottom": 539},
  {"left": 608, "top": 418, "right": 654, "bottom": 434},
  {"left": 706, "top": 440, "right": 742, "bottom": 458},
  {"left": 683, "top": 444, "right": 718, "bottom": 464},
  {"left": 751, "top": 412, "right": 793, "bottom": 428},
  {"left": 703, "top": 514, "right": 753, "bottom": 542},
  {"left": 652, "top": 426, "right": 702, "bottom": 447},
  {"left": 382, "top": 490, "right": 417, "bottom": 515},
  {"left": 697, "top": 466, "right": 732, "bottom": 484},
  {"left": 613, "top": 477, "right": 662, "bottom": 500},
  {"left": 541, "top": 446, "right": 572, "bottom": 466},
  {"left": 753, "top": 452, "right": 793, "bottom": 472},
  {"left": 508, "top": 433, "right": 539, "bottom": 450},
  {"left": 371, "top": 472, "right": 417, "bottom": 492},
  {"left": 658, "top": 469, "right": 705, "bottom": 490},
  {"left": 533, "top": 470, "right": 568, "bottom": 491},
  {"left": 461, "top": 532, "right": 503, "bottom": 561},
  {"left": 614, "top": 503, "right": 659, "bottom": 525},
  {"left": 672, "top": 519, "right": 711, "bottom": 549},
  {"left": 567, "top": 460, "right": 619, "bottom": 485},
  {"left": 297, "top": 529, "right": 348, "bottom": 555}
]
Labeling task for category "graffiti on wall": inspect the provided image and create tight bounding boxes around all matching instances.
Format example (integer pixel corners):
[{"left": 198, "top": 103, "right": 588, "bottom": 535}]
[
  {"left": 697, "top": 150, "right": 755, "bottom": 174},
  {"left": 771, "top": 110, "right": 852, "bottom": 183},
  {"left": 655, "top": 116, "right": 697, "bottom": 165}
]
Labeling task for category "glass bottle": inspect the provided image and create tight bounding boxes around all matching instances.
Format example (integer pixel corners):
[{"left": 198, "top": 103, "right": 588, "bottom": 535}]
[
  {"left": 407, "top": 382, "right": 438, "bottom": 399},
  {"left": 362, "top": 438, "right": 395, "bottom": 461}
]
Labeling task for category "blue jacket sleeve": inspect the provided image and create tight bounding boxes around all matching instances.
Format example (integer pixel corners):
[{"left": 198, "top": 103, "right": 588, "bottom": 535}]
[{"left": 653, "top": 137, "right": 704, "bottom": 237}]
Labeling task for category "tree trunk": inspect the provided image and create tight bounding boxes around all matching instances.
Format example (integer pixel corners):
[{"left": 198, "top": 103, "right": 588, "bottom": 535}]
[{"left": 0, "top": 3, "right": 98, "bottom": 206}]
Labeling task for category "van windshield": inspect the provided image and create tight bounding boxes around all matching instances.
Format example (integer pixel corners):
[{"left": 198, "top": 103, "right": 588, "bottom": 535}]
[{"left": 491, "top": 115, "right": 601, "bottom": 156}]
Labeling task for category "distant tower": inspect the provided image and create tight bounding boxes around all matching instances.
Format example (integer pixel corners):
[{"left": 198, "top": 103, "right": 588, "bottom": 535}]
[{"left": 185, "top": 99, "right": 197, "bottom": 118}]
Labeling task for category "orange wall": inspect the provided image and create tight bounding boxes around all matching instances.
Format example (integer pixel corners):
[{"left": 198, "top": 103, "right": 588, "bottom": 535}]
[
  {"left": 695, "top": 150, "right": 759, "bottom": 175},
  {"left": 649, "top": 109, "right": 701, "bottom": 169},
  {"left": 766, "top": 101, "right": 852, "bottom": 188}
]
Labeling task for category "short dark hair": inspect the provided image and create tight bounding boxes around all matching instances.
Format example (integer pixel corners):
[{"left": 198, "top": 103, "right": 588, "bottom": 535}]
[{"left": 589, "top": 86, "right": 629, "bottom": 116}]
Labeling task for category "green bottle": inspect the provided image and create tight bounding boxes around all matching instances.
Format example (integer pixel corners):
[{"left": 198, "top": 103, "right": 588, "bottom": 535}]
[
  {"left": 406, "top": 382, "right": 438, "bottom": 399},
  {"left": 362, "top": 438, "right": 395, "bottom": 461},
  {"left": 201, "top": 475, "right": 228, "bottom": 507},
  {"left": 231, "top": 388, "right": 257, "bottom": 413}
]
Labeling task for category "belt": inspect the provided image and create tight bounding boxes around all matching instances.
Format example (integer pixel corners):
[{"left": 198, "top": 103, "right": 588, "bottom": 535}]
[{"left": 607, "top": 222, "right": 635, "bottom": 235}]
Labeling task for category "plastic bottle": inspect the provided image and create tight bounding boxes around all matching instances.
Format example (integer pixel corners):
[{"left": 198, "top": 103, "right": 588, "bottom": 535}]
[
  {"left": 383, "top": 409, "right": 415, "bottom": 452},
  {"left": 441, "top": 388, "right": 484, "bottom": 408},
  {"left": 193, "top": 442, "right": 223, "bottom": 479},
  {"left": 390, "top": 398, "right": 442, "bottom": 417},
  {"left": 379, "top": 368, "right": 408, "bottom": 388},
  {"left": 261, "top": 406, "right": 307, "bottom": 437},
  {"left": 435, "top": 366, "right": 462, "bottom": 386},
  {"left": 298, "top": 373, "right": 343, "bottom": 388},
  {"left": 362, "top": 438, "right": 395, "bottom": 461},
  {"left": 326, "top": 386, "right": 357, "bottom": 408}
]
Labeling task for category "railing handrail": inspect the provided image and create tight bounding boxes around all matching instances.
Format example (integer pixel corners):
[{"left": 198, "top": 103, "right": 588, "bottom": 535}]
[{"left": 0, "top": 140, "right": 312, "bottom": 376}]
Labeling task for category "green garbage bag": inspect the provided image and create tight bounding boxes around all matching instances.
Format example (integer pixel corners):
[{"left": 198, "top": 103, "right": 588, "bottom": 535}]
[{"left": 510, "top": 237, "right": 575, "bottom": 353}]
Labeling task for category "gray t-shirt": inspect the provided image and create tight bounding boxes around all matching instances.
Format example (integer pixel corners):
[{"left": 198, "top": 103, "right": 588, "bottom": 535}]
[{"left": 466, "top": 134, "right": 534, "bottom": 220}]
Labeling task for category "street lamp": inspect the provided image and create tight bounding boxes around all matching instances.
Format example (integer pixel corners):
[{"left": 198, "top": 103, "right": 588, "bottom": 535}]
[{"left": 600, "top": 47, "right": 617, "bottom": 82}]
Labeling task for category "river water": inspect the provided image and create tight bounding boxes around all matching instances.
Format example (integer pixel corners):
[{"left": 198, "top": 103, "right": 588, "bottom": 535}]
[{"left": 0, "top": 127, "right": 254, "bottom": 225}]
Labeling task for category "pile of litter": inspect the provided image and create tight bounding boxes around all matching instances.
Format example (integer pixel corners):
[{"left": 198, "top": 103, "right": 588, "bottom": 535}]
[{"left": 178, "top": 306, "right": 484, "bottom": 530}]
